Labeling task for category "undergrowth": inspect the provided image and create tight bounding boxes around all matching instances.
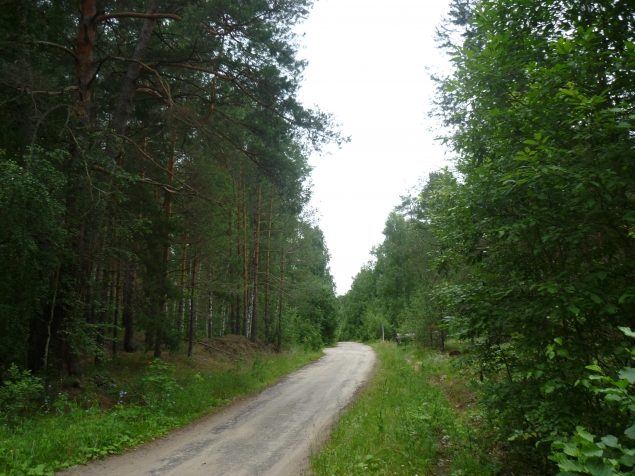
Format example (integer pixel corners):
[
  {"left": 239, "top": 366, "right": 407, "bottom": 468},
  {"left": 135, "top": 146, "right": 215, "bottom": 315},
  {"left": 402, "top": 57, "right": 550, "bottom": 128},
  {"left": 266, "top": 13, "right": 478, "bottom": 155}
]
[
  {"left": 0, "top": 347, "right": 321, "bottom": 476},
  {"left": 311, "top": 341, "right": 501, "bottom": 476}
]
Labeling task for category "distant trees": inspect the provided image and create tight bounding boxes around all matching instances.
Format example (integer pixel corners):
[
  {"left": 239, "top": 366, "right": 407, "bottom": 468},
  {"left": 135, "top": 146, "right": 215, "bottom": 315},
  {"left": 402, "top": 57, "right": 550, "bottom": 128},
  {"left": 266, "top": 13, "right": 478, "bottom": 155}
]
[
  {"left": 339, "top": 173, "right": 454, "bottom": 344},
  {"left": 341, "top": 0, "right": 635, "bottom": 471},
  {"left": 0, "top": 0, "right": 341, "bottom": 376}
]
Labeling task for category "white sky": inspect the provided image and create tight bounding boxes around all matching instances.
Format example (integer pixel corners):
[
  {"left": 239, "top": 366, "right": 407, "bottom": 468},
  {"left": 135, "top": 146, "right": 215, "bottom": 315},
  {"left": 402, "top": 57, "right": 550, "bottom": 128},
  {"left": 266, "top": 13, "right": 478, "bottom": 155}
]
[{"left": 296, "top": 0, "right": 453, "bottom": 295}]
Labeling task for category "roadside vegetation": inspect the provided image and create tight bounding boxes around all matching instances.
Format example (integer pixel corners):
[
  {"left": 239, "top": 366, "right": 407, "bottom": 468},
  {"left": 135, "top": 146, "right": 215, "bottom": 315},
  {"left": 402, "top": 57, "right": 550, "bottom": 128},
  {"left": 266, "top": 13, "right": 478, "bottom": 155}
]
[
  {"left": 337, "top": 0, "right": 635, "bottom": 473},
  {"left": 312, "top": 341, "right": 508, "bottom": 476},
  {"left": 0, "top": 336, "right": 322, "bottom": 476}
]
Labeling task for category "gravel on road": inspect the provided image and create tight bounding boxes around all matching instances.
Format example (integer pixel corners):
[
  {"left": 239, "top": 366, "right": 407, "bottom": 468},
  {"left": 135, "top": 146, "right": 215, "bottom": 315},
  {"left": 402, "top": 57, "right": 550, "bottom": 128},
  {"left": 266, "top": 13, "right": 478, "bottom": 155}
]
[{"left": 58, "top": 342, "right": 376, "bottom": 476}]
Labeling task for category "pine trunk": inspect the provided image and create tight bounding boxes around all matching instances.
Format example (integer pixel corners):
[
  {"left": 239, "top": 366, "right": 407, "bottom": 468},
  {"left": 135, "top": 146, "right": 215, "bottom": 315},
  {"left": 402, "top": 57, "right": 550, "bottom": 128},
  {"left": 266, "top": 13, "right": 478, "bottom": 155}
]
[
  {"left": 277, "top": 250, "right": 285, "bottom": 351},
  {"left": 187, "top": 254, "right": 198, "bottom": 357},
  {"left": 264, "top": 196, "right": 273, "bottom": 343},
  {"left": 177, "top": 231, "right": 188, "bottom": 333},
  {"left": 122, "top": 263, "right": 136, "bottom": 353},
  {"left": 242, "top": 180, "right": 248, "bottom": 337},
  {"left": 251, "top": 186, "right": 261, "bottom": 342},
  {"left": 112, "top": 267, "right": 120, "bottom": 355}
]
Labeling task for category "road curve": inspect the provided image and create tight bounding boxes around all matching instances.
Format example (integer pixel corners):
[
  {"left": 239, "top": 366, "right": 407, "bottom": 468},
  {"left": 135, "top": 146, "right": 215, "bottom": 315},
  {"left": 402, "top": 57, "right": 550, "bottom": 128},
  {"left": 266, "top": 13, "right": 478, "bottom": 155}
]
[{"left": 59, "top": 342, "right": 376, "bottom": 476}]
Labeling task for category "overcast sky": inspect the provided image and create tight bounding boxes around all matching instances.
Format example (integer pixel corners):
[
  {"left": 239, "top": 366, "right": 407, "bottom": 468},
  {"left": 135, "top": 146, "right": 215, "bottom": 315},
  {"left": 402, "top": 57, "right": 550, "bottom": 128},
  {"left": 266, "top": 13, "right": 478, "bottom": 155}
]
[{"left": 296, "top": 0, "right": 453, "bottom": 295}]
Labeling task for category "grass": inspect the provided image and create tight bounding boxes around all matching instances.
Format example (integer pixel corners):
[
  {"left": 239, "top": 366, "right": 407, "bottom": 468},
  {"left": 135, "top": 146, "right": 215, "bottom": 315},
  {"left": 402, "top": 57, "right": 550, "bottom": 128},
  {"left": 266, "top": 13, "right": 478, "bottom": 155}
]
[
  {"left": 0, "top": 342, "right": 322, "bottom": 476},
  {"left": 310, "top": 341, "right": 501, "bottom": 476}
]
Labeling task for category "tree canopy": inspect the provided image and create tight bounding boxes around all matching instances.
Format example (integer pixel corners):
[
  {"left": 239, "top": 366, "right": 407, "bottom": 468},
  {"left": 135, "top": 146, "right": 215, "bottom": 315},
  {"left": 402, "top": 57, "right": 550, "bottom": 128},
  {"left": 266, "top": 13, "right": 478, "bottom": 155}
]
[{"left": 0, "top": 0, "right": 342, "bottom": 377}]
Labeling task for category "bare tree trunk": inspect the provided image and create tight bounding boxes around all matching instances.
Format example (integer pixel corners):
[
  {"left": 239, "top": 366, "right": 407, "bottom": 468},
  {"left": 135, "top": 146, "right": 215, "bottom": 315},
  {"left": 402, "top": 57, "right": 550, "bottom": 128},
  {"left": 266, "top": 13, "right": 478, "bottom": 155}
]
[
  {"left": 236, "top": 201, "right": 242, "bottom": 336},
  {"left": 235, "top": 295, "right": 241, "bottom": 336},
  {"left": 264, "top": 196, "right": 273, "bottom": 343},
  {"left": 195, "top": 261, "right": 202, "bottom": 333},
  {"left": 220, "top": 305, "right": 226, "bottom": 337},
  {"left": 246, "top": 274, "right": 254, "bottom": 338},
  {"left": 242, "top": 180, "right": 248, "bottom": 337},
  {"left": 155, "top": 128, "right": 177, "bottom": 358},
  {"left": 43, "top": 265, "right": 61, "bottom": 370},
  {"left": 228, "top": 214, "right": 234, "bottom": 334},
  {"left": 205, "top": 264, "right": 214, "bottom": 339},
  {"left": 188, "top": 253, "right": 198, "bottom": 357},
  {"left": 95, "top": 265, "right": 110, "bottom": 365},
  {"left": 122, "top": 263, "right": 136, "bottom": 353},
  {"left": 75, "top": 0, "right": 97, "bottom": 117},
  {"left": 229, "top": 301, "right": 235, "bottom": 335},
  {"left": 251, "top": 186, "right": 261, "bottom": 342},
  {"left": 177, "top": 230, "right": 188, "bottom": 333},
  {"left": 277, "top": 249, "right": 285, "bottom": 351},
  {"left": 207, "top": 287, "right": 213, "bottom": 338},
  {"left": 112, "top": 266, "right": 120, "bottom": 355},
  {"left": 110, "top": 1, "right": 159, "bottom": 140}
]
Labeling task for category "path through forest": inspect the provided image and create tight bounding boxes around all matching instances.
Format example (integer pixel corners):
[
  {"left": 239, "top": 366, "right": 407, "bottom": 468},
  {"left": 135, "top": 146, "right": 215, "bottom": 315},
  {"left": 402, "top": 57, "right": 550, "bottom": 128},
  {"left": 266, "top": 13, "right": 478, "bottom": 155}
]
[{"left": 59, "top": 342, "right": 376, "bottom": 476}]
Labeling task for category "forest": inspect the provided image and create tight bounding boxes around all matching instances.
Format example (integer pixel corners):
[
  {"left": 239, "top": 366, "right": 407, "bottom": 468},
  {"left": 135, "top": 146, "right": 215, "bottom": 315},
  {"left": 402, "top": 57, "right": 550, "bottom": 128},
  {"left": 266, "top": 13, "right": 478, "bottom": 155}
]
[
  {"left": 3, "top": 0, "right": 635, "bottom": 474},
  {"left": 340, "top": 0, "right": 635, "bottom": 473},
  {"left": 0, "top": 0, "right": 344, "bottom": 377}
]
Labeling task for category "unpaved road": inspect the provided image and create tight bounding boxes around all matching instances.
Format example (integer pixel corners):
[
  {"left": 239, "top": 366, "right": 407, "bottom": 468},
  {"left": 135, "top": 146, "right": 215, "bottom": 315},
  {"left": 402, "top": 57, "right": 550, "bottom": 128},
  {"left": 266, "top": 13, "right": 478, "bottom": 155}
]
[{"left": 59, "top": 342, "right": 375, "bottom": 476}]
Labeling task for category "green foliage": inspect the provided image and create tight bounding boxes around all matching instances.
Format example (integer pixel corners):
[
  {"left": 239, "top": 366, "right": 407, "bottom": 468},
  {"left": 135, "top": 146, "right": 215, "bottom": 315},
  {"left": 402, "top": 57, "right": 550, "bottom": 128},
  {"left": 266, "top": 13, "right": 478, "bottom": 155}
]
[
  {"left": 339, "top": 173, "right": 458, "bottom": 346},
  {"left": 0, "top": 0, "right": 342, "bottom": 374},
  {"left": 551, "top": 426, "right": 635, "bottom": 476},
  {"left": 311, "top": 343, "right": 497, "bottom": 475},
  {"left": 140, "top": 359, "right": 179, "bottom": 399},
  {"left": 550, "top": 327, "right": 635, "bottom": 475},
  {"left": 422, "top": 0, "right": 635, "bottom": 467},
  {"left": 0, "top": 149, "right": 67, "bottom": 368},
  {"left": 281, "top": 306, "right": 325, "bottom": 351},
  {"left": 0, "top": 350, "right": 321, "bottom": 476},
  {"left": 0, "top": 365, "right": 44, "bottom": 424}
]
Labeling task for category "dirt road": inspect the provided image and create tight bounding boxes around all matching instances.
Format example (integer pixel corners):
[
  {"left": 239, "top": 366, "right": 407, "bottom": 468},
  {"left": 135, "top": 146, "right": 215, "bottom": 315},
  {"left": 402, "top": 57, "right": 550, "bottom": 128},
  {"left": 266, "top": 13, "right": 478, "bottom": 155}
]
[{"left": 59, "top": 342, "right": 375, "bottom": 476}]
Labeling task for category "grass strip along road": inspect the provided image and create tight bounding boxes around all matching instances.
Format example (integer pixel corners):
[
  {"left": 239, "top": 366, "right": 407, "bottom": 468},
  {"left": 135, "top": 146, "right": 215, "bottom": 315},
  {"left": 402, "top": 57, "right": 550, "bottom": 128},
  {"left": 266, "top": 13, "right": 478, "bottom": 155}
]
[
  {"left": 1, "top": 343, "right": 322, "bottom": 476},
  {"left": 311, "top": 341, "right": 504, "bottom": 476}
]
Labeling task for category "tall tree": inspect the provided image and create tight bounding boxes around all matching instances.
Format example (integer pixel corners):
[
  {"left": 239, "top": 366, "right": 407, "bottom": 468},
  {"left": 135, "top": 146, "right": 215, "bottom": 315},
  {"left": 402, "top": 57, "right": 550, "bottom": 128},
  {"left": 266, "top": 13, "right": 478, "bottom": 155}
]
[{"left": 429, "top": 0, "right": 635, "bottom": 465}]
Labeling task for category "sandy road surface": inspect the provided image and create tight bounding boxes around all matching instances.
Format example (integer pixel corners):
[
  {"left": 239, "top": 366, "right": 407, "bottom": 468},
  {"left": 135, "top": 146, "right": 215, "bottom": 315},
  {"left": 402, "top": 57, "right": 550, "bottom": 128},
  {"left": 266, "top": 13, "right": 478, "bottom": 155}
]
[{"left": 59, "top": 342, "right": 375, "bottom": 476}]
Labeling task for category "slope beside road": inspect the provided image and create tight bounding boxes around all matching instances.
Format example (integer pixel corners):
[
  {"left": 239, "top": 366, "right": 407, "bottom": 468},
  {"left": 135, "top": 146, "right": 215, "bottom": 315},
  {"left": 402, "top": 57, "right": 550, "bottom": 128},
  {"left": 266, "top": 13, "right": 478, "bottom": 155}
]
[{"left": 58, "top": 342, "right": 376, "bottom": 476}]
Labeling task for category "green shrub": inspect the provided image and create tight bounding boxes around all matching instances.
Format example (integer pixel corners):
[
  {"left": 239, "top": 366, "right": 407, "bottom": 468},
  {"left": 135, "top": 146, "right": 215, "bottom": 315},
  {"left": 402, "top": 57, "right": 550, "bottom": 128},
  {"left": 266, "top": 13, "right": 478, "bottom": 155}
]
[
  {"left": 550, "top": 327, "right": 635, "bottom": 475},
  {"left": 0, "top": 364, "right": 44, "bottom": 424}
]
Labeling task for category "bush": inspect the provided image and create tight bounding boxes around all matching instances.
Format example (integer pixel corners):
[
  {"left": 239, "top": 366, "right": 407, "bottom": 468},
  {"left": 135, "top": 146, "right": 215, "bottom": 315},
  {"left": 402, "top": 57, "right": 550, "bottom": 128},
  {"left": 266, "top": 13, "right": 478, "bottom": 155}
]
[
  {"left": 550, "top": 327, "right": 635, "bottom": 475},
  {"left": 140, "top": 359, "right": 180, "bottom": 401},
  {"left": 0, "top": 364, "right": 44, "bottom": 423}
]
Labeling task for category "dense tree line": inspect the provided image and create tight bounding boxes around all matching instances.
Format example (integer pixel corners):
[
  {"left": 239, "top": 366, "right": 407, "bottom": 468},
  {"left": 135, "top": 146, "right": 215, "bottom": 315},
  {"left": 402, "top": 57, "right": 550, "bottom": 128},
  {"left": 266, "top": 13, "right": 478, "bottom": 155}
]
[
  {"left": 0, "top": 0, "right": 341, "bottom": 378},
  {"left": 342, "top": 0, "right": 635, "bottom": 472},
  {"left": 339, "top": 174, "right": 458, "bottom": 345}
]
